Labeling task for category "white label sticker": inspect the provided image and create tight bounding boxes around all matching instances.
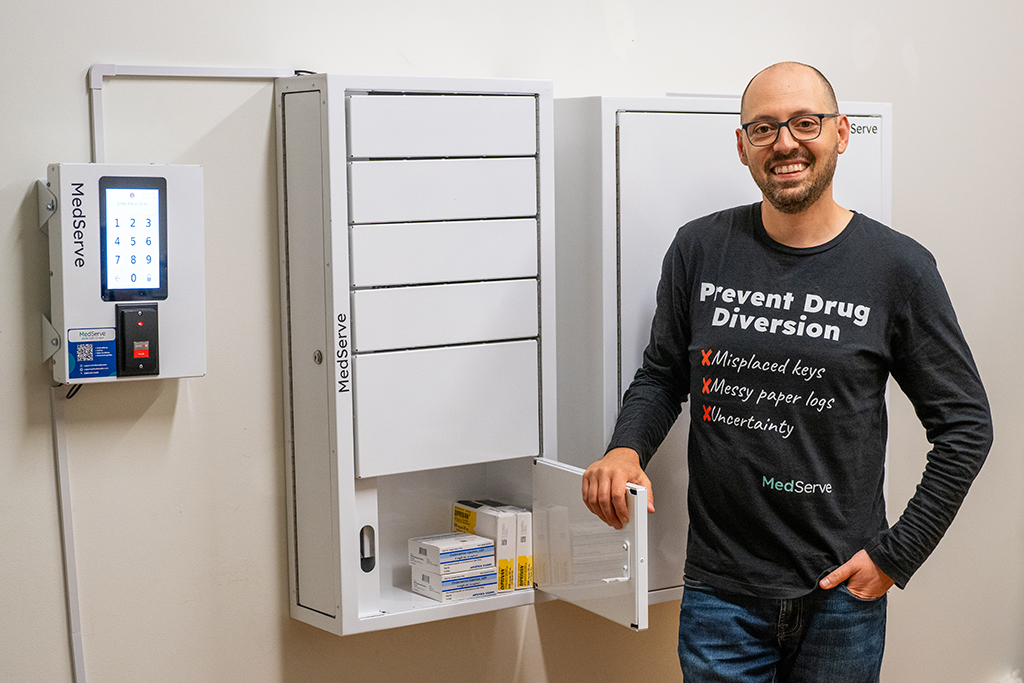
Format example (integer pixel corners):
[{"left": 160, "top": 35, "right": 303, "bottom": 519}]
[{"left": 68, "top": 328, "right": 116, "bottom": 343}]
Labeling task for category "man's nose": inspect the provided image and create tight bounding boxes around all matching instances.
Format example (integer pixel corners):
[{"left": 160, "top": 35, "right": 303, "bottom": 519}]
[{"left": 773, "top": 124, "right": 800, "bottom": 152}]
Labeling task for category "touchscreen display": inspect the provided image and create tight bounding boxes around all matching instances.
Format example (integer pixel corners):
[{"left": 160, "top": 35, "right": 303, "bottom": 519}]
[{"left": 99, "top": 177, "right": 168, "bottom": 301}]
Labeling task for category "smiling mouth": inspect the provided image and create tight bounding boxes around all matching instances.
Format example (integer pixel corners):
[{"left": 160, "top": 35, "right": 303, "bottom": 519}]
[{"left": 772, "top": 162, "right": 808, "bottom": 175}]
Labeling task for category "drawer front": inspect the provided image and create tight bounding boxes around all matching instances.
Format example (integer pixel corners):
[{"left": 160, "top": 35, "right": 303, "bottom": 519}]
[
  {"left": 350, "top": 219, "right": 538, "bottom": 287},
  {"left": 349, "top": 157, "right": 537, "bottom": 224},
  {"left": 348, "top": 94, "right": 536, "bottom": 158},
  {"left": 352, "top": 280, "right": 538, "bottom": 352},
  {"left": 353, "top": 340, "right": 540, "bottom": 477}
]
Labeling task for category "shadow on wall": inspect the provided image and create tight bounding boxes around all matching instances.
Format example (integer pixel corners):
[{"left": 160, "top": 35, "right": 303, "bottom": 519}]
[
  {"left": 534, "top": 598, "right": 682, "bottom": 683},
  {"left": 277, "top": 603, "right": 541, "bottom": 683},
  {"left": 274, "top": 596, "right": 684, "bottom": 683}
]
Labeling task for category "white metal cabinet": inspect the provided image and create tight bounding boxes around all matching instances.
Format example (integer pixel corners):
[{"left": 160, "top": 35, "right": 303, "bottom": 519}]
[
  {"left": 554, "top": 96, "right": 892, "bottom": 601},
  {"left": 276, "top": 74, "right": 649, "bottom": 636}
]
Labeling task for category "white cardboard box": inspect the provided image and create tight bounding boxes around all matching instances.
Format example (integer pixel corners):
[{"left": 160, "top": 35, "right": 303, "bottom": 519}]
[
  {"left": 453, "top": 500, "right": 517, "bottom": 592},
  {"left": 408, "top": 532, "right": 495, "bottom": 575},
  {"left": 474, "top": 500, "right": 533, "bottom": 590},
  {"left": 411, "top": 566, "right": 499, "bottom": 603}
]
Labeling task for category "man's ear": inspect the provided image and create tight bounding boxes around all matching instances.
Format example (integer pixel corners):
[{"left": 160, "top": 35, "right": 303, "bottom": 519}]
[
  {"left": 837, "top": 114, "right": 851, "bottom": 155},
  {"left": 736, "top": 128, "right": 749, "bottom": 167}
]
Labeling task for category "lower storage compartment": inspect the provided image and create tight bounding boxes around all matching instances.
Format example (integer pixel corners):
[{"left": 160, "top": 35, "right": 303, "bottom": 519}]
[
  {"left": 287, "top": 454, "right": 656, "bottom": 635},
  {"left": 349, "top": 458, "right": 537, "bottom": 631}
]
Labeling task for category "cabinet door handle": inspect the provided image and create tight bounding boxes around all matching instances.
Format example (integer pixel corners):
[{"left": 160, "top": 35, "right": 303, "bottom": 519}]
[{"left": 359, "top": 525, "right": 376, "bottom": 573}]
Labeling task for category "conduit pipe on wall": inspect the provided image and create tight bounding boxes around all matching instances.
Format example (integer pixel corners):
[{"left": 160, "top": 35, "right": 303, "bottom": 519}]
[
  {"left": 86, "top": 64, "right": 296, "bottom": 163},
  {"left": 53, "top": 63, "right": 298, "bottom": 682}
]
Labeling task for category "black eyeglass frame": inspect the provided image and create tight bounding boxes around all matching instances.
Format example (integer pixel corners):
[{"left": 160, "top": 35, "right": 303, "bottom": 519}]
[{"left": 740, "top": 113, "right": 841, "bottom": 147}]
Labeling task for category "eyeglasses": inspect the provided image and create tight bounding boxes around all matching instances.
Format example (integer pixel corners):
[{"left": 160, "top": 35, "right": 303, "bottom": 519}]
[{"left": 741, "top": 113, "right": 840, "bottom": 147}]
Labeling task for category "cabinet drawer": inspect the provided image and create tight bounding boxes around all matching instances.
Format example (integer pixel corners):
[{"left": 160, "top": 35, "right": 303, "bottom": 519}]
[
  {"left": 352, "top": 280, "right": 538, "bottom": 352},
  {"left": 349, "top": 158, "right": 537, "bottom": 224},
  {"left": 348, "top": 94, "right": 536, "bottom": 158},
  {"left": 350, "top": 219, "right": 538, "bottom": 287},
  {"left": 353, "top": 340, "right": 540, "bottom": 477}
]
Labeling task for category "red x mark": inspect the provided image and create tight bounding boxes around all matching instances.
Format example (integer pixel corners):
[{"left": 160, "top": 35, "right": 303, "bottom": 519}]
[
  {"left": 702, "top": 378, "right": 711, "bottom": 394},
  {"left": 701, "top": 349, "right": 712, "bottom": 366},
  {"left": 703, "top": 405, "right": 712, "bottom": 421}
]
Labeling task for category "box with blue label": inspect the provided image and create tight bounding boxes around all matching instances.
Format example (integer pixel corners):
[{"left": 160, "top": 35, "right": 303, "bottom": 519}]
[
  {"left": 408, "top": 532, "right": 494, "bottom": 575},
  {"left": 412, "top": 566, "right": 499, "bottom": 603}
]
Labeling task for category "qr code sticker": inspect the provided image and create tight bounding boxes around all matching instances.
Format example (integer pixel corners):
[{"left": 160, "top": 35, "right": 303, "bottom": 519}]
[{"left": 76, "top": 344, "right": 94, "bottom": 362}]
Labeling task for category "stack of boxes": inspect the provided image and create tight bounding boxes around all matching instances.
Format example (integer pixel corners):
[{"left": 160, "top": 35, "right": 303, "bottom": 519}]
[
  {"left": 409, "top": 532, "right": 497, "bottom": 602},
  {"left": 453, "top": 500, "right": 533, "bottom": 592},
  {"left": 408, "top": 501, "right": 534, "bottom": 602}
]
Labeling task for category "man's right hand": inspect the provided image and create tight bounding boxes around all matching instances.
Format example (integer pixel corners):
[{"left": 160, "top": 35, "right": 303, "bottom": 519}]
[{"left": 581, "top": 447, "right": 655, "bottom": 530}]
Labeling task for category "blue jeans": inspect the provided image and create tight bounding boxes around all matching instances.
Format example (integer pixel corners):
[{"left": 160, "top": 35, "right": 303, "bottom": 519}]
[{"left": 678, "top": 580, "right": 886, "bottom": 683}]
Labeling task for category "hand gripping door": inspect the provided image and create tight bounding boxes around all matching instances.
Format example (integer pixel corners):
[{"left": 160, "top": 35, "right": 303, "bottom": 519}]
[{"left": 532, "top": 458, "right": 648, "bottom": 631}]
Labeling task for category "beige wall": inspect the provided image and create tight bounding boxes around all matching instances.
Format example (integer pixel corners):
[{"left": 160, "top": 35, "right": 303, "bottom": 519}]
[{"left": 2, "top": 1, "right": 1021, "bottom": 681}]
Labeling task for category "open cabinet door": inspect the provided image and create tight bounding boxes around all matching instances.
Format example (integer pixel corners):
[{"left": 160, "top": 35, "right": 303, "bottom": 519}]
[{"left": 532, "top": 458, "right": 648, "bottom": 631}]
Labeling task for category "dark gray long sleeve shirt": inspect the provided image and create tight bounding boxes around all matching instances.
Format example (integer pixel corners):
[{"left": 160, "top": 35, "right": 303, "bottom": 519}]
[{"left": 607, "top": 204, "right": 992, "bottom": 597}]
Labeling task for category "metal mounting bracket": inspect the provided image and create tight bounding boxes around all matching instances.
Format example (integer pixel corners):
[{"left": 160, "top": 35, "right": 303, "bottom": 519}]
[
  {"left": 42, "top": 315, "right": 61, "bottom": 362},
  {"left": 37, "top": 180, "right": 57, "bottom": 234}
]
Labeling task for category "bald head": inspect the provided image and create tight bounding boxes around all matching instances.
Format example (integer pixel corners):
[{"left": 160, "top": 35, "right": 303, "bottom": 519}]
[{"left": 740, "top": 62, "right": 838, "bottom": 121}]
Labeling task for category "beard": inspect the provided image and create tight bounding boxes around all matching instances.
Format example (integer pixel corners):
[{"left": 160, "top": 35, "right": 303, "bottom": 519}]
[{"left": 754, "top": 144, "right": 838, "bottom": 215}]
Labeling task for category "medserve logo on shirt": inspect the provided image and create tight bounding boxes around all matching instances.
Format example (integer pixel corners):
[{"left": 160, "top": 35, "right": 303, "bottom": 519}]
[{"left": 762, "top": 475, "right": 833, "bottom": 495}]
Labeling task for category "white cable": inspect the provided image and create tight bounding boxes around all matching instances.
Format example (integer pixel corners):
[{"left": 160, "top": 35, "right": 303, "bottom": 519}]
[{"left": 50, "top": 387, "right": 86, "bottom": 683}]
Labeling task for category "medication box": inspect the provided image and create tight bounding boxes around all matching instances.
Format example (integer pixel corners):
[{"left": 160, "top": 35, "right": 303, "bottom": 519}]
[
  {"left": 412, "top": 566, "right": 499, "bottom": 603},
  {"left": 453, "top": 500, "right": 516, "bottom": 592},
  {"left": 454, "top": 500, "right": 533, "bottom": 590},
  {"left": 496, "top": 503, "right": 534, "bottom": 590},
  {"left": 409, "top": 532, "right": 494, "bottom": 575}
]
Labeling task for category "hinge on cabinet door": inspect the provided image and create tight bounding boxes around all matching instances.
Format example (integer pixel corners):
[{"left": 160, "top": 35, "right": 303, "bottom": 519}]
[
  {"left": 614, "top": 120, "right": 623, "bottom": 405},
  {"left": 602, "top": 541, "right": 630, "bottom": 583},
  {"left": 534, "top": 93, "right": 541, "bottom": 156}
]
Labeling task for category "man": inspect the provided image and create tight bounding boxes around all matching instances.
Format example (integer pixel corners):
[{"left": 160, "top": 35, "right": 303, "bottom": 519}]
[{"left": 581, "top": 62, "right": 992, "bottom": 682}]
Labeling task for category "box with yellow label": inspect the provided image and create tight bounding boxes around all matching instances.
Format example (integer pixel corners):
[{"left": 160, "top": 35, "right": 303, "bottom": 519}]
[
  {"left": 453, "top": 500, "right": 516, "bottom": 592},
  {"left": 476, "top": 500, "right": 533, "bottom": 590}
]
